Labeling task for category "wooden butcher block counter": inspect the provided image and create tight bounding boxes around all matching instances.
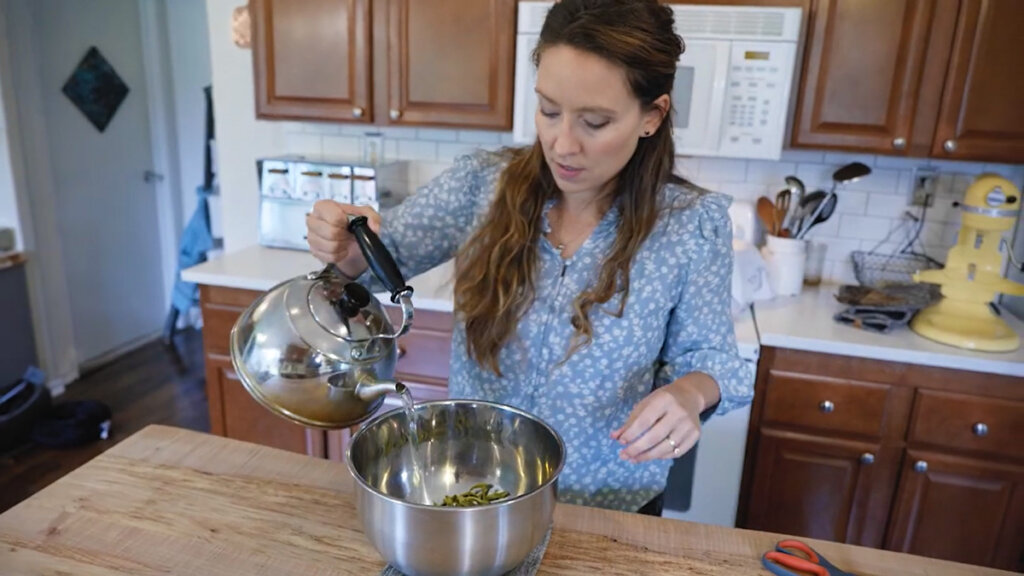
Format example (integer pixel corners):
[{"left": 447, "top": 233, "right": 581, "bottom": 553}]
[{"left": 0, "top": 425, "right": 1010, "bottom": 575}]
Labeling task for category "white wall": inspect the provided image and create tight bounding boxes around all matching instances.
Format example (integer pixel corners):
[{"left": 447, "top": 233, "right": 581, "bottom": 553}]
[
  {"left": 167, "top": 0, "right": 212, "bottom": 230},
  {"left": 205, "top": 0, "right": 1024, "bottom": 288},
  {"left": 0, "top": 2, "right": 21, "bottom": 249}
]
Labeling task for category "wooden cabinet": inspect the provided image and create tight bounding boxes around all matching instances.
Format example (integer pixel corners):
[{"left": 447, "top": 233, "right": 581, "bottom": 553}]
[
  {"left": 931, "top": 0, "right": 1024, "bottom": 162},
  {"left": 251, "top": 0, "right": 372, "bottom": 123},
  {"left": 887, "top": 450, "right": 1024, "bottom": 570},
  {"left": 384, "top": 0, "right": 515, "bottom": 128},
  {"left": 252, "top": 0, "right": 516, "bottom": 129},
  {"left": 790, "top": 0, "right": 1024, "bottom": 162},
  {"left": 744, "top": 430, "right": 901, "bottom": 547},
  {"left": 738, "top": 347, "right": 1024, "bottom": 571},
  {"left": 198, "top": 284, "right": 453, "bottom": 462}
]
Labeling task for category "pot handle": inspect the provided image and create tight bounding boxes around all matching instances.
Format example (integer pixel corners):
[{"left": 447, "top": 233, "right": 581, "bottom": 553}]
[{"left": 347, "top": 215, "right": 413, "bottom": 304}]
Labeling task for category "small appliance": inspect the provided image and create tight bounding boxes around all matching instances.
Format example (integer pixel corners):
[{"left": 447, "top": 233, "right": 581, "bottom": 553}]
[
  {"left": 911, "top": 174, "right": 1024, "bottom": 352},
  {"left": 513, "top": 2, "right": 804, "bottom": 160}
]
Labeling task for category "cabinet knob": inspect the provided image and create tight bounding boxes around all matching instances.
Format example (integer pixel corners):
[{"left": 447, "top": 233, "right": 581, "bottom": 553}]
[
  {"left": 892, "top": 137, "right": 906, "bottom": 150},
  {"left": 914, "top": 460, "right": 928, "bottom": 473},
  {"left": 352, "top": 107, "right": 365, "bottom": 119},
  {"left": 860, "top": 453, "right": 875, "bottom": 465},
  {"left": 818, "top": 400, "right": 835, "bottom": 413},
  {"left": 389, "top": 109, "right": 402, "bottom": 121},
  {"left": 972, "top": 422, "right": 988, "bottom": 437},
  {"left": 943, "top": 139, "right": 957, "bottom": 153}
]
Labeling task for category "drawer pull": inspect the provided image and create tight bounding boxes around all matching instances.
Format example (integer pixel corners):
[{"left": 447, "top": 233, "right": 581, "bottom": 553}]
[
  {"left": 860, "top": 453, "right": 875, "bottom": 465},
  {"left": 972, "top": 422, "right": 988, "bottom": 437},
  {"left": 818, "top": 400, "right": 835, "bottom": 414},
  {"left": 914, "top": 460, "right": 928, "bottom": 473}
]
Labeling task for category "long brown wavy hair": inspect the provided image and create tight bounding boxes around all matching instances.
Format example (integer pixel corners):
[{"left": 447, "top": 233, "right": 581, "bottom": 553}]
[{"left": 454, "top": 0, "right": 691, "bottom": 376}]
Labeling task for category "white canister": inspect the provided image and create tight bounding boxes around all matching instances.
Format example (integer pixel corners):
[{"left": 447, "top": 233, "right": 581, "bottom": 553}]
[{"left": 760, "top": 234, "right": 808, "bottom": 297}]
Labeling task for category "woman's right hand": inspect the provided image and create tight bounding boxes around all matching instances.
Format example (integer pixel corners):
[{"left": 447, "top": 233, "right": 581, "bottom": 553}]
[{"left": 305, "top": 200, "right": 383, "bottom": 279}]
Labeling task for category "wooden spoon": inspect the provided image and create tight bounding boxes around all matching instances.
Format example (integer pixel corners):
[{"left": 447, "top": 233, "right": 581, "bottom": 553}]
[{"left": 757, "top": 196, "right": 778, "bottom": 236}]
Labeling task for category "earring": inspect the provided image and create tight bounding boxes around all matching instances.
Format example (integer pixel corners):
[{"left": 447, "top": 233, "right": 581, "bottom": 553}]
[{"left": 643, "top": 131, "right": 651, "bottom": 137}]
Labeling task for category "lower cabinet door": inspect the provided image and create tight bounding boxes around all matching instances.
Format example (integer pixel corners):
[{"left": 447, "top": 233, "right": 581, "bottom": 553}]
[
  {"left": 207, "top": 355, "right": 326, "bottom": 457},
  {"left": 885, "top": 449, "right": 1024, "bottom": 571},
  {"left": 744, "top": 429, "right": 901, "bottom": 547}
]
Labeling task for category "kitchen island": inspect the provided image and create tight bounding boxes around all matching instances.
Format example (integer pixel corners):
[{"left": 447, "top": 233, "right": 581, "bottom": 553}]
[{"left": 0, "top": 425, "right": 1010, "bottom": 575}]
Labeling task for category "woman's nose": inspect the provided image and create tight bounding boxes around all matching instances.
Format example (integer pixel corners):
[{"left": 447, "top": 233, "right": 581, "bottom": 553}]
[{"left": 552, "top": 119, "right": 581, "bottom": 156}]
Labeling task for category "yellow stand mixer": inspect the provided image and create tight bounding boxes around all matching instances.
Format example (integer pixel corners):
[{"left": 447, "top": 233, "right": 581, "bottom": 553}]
[{"left": 911, "top": 174, "right": 1024, "bottom": 352}]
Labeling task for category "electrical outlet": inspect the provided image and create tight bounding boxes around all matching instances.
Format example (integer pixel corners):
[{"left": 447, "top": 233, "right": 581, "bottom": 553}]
[{"left": 910, "top": 167, "right": 938, "bottom": 207}]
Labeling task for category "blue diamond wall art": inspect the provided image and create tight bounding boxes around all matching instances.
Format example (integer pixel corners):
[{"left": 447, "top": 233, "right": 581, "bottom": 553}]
[{"left": 61, "top": 46, "right": 129, "bottom": 133}]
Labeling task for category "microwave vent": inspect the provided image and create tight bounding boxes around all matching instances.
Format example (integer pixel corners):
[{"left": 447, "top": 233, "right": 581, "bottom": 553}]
[{"left": 676, "top": 10, "right": 786, "bottom": 38}]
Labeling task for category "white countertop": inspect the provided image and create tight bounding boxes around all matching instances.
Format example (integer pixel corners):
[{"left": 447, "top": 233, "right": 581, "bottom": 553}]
[
  {"left": 753, "top": 284, "right": 1024, "bottom": 377},
  {"left": 181, "top": 245, "right": 760, "bottom": 360},
  {"left": 181, "top": 245, "right": 456, "bottom": 312}
]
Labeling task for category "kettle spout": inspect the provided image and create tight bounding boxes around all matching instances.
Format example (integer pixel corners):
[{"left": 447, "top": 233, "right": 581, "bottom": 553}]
[{"left": 355, "top": 379, "right": 407, "bottom": 402}]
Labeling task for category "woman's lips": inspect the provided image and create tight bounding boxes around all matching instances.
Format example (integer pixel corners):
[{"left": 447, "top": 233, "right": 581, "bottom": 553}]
[{"left": 554, "top": 162, "right": 583, "bottom": 181}]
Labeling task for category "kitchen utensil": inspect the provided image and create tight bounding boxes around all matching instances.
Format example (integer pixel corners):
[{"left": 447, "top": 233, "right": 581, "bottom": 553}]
[
  {"left": 911, "top": 174, "right": 1024, "bottom": 351},
  {"left": 785, "top": 175, "right": 805, "bottom": 204},
  {"left": 229, "top": 216, "right": 414, "bottom": 430},
  {"left": 348, "top": 399, "right": 565, "bottom": 576},
  {"left": 762, "top": 539, "right": 857, "bottom": 576},
  {"left": 791, "top": 190, "right": 826, "bottom": 236},
  {"left": 758, "top": 196, "right": 779, "bottom": 236},
  {"left": 831, "top": 162, "right": 871, "bottom": 191},
  {"left": 775, "top": 190, "right": 792, "bottom": 237},
  {"left": 796, "top": 192, "right": 837, "bottom": 239}
]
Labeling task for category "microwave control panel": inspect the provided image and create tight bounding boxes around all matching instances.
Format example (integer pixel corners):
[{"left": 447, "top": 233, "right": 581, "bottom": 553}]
[{"left": 719, "top": 41, "right": 796, "bottom": 160}]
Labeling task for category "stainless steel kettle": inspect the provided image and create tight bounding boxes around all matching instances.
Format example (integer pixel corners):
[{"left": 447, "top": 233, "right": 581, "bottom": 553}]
[{"left": 229, "top": 216, "right": 414, "bottom": 429}]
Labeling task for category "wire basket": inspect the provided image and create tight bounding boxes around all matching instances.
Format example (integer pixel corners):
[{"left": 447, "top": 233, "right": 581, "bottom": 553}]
[{"left": 850, "top": 250, "right": 941, "bottom": 289}]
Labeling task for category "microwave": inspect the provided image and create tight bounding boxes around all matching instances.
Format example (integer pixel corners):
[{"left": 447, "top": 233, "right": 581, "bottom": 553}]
[{"left": 513, "top": 3, "right": 803, "bottom": 161}]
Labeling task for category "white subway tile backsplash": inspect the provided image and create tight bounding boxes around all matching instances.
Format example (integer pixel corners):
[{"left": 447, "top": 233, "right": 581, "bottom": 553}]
[
  {"left": 275, "top": 118, "right": 1024, "bottom": 285},
  {"left": 285, "top": 133, "right": 323, "bottom": 156},
  {"left": 874, "top": 155, "right": 931, "bottom": 170},
  {"left": 699, "top": 158, "right": 747, "bottom": 183},
  {"left": 823, "top": 151, "right": 876, "bottom": 167},
  {"left": 779, "top": 149, "right": 825, "bottom": 163},
  {"left": 397, "top": 139, "right": 438, "bottom": 161},
  {"left": 834, "top": 190, "right": 868, "bottom": 215},
  {"left": 847, "top": 167, "right": 901, "bottom": 194},
  {"left": 865, "top": 192, "right": 909, "bottom": 218},
  {"left": 437, "top": 142, "right": 480, "bottom": 162},
  {"left": 458, "top": 130, "right": 503, "bottom": 144},
  {"left": 416, "top": 128, "right": 459, "bottom": 142},
  {"left": 303, "top": 122, "right": 342, "bottom": 135},
  {"left": 839, "top": 214, "right": 894, "bottom": 241},
  {"left": 322, "top": 135, "right": 363, "bottom": 159},
  {"left": 746, "top": 160, "right": 796, "bottom": 186}
]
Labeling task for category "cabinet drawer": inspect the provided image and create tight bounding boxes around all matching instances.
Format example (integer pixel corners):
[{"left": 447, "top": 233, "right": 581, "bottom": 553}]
[
  {"left": 762, "top": 372, "right": 893, "bottom": 439},
  {"left": 396, "top": 328, "right": 452, "bottom": 384},
  {"left": 200, "top": 303, "right": 246, "bottom": 357},
  {"left": 909, "top": 390, "right": 1024, "bottom": 461}
]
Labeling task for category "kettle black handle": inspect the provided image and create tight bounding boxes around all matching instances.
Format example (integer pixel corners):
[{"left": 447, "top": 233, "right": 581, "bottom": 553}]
[{"left": 347, "top": 216, "right": 412, "bottom": 304}]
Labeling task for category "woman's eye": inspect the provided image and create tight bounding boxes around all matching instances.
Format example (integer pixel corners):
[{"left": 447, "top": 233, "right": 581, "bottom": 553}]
[
  {"left": 540, "top": 109, "right": 559, "bottom": 118},
  {"left": 584, "top": 119, "right": 609, "bottom": 130}
]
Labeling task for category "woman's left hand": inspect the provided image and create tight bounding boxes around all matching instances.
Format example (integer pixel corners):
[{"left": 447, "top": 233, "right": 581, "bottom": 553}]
[{"left": 611, "top": 374, "right": 717, "bottom": 463}]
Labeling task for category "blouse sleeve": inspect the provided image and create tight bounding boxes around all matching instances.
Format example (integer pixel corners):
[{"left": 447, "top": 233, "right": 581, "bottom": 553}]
[
  {"left": 357, "top": 151, "right": 495, "bottom": 287},
  {"left": 654, "top": 193, "right": 754, "bottom": 416}
]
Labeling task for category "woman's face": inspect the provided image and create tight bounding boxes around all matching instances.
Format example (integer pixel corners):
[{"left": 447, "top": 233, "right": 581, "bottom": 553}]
[{"left": 535, "top": 44, "right": 666, "bottom": 200}]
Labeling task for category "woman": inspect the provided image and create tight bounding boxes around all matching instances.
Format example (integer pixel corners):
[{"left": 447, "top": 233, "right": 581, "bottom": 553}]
[{"left": 306, "top": 0, "right": 751, "bottom": 514}]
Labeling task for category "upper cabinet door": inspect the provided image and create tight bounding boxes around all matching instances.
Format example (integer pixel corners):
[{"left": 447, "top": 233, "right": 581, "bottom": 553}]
[
  {"left": 252, "top": 0, "right": 372, "bottom": 123},
  {"left": 932, "top": 0, "right": 1024, "bottom": 162},
  {"left": 790, "top": 0, "right": 935, "bottom": 154},
  {"left": 385, "top": 0, "right": 516, "bottom": 129}
]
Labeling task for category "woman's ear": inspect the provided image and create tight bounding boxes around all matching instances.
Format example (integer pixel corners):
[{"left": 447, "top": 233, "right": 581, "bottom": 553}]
[{"left": 642, "top": 94, "right": 671, "bottom": 137}]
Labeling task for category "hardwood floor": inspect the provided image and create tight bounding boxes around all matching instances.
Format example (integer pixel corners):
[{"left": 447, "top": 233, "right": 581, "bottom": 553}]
[{"left": 0, "top": 328, "right": 209, "bottom": 514}]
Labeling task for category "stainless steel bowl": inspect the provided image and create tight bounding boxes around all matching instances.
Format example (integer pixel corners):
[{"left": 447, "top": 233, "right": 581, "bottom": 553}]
[{"left": 346, "top": 400, "right": 565, "bottom": 576}]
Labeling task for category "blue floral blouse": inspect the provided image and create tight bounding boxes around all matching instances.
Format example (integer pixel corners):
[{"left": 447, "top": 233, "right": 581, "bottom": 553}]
[{"left": 370, "top": 150, "right": 752, "bottom": 512}]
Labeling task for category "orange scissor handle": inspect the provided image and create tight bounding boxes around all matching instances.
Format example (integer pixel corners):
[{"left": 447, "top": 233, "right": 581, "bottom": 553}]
[
  {"left": 763, "top": 550, "right": 829, "bottom": 576},
  {"left": 778, "top": 539, "right": 822, "bottom": 563}
]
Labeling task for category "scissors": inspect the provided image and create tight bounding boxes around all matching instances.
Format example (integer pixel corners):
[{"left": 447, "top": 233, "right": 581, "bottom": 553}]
[{"left": 762, "top": 539, "right": 857, "bottom": 576}]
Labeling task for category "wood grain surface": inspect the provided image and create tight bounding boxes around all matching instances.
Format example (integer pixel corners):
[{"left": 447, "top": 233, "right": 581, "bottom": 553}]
[{"left": 0, "top": 425, "right": 1011, "bottom": 575}]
